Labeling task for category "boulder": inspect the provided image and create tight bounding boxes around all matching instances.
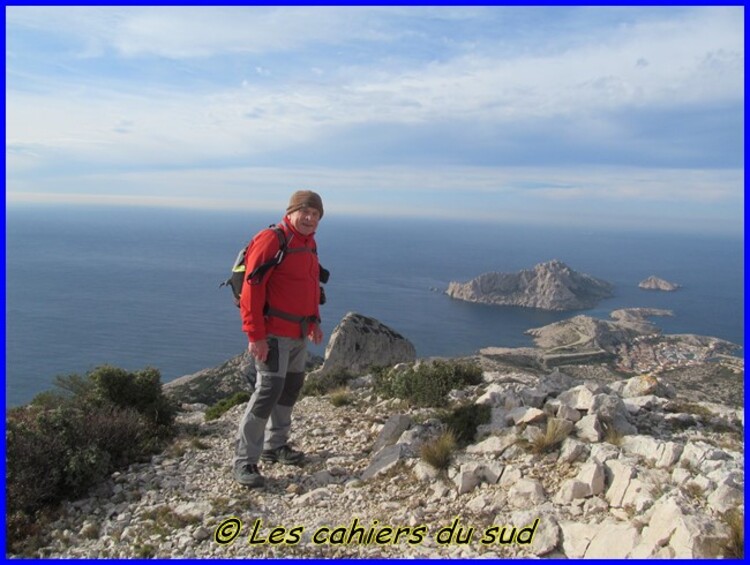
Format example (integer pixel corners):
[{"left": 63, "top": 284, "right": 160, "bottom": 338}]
[
  {"left": 313, "top": 312, "right": 416, "bottom": 376},
  {"left": 372, "top": 414, "right": 412, "bottom": 452}
]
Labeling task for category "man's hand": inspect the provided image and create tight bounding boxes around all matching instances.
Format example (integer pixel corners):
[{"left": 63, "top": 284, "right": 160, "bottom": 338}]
[
  {"left": 249, "top": 340, "right": 269, "bottom": 362},
  {"left": 308, "top": 326, "right": 323, "bottom": 345}
]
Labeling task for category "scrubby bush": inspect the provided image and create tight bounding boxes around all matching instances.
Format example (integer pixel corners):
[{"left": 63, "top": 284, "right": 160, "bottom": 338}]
[
  {"left": 6, "top": 365, "right": 176, "bottom": 555},
  {"left": 205, "top": 391, "right": 251, "bottom": 421},
  {"left": 301, "top": 368, "right": 353, "bottom": 397},
  {"left": 374, "top": 360, "right": 483, "bottom": 407},
  {"left": 439, "top": 403, "right": 491, "bottom": 446},
  {"left": 88, "top": 365, "right": 176, "bottom": 428}
]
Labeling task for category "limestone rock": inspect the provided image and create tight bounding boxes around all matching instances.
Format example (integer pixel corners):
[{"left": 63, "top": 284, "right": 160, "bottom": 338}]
[
  {"left": 584, "top": 521, "right": 641, "bottom": 558},
  {"left": 313, "top": 312, "right": 416, "bottom": 376},
  {"left": 361, "top": 444, "right": 408, "bottom": 481},
  {"left": 372, "top": 414, "right": 412, "bottom": 452}
]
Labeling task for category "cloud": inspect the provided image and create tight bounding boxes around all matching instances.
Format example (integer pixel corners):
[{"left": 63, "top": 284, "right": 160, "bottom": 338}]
[{"left": 5, "top": 6, "right": 744, "bottom": 236}]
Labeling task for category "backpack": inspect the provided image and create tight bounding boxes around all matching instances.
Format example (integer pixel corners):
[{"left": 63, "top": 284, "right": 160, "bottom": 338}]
[{"left": 220, "top": 224, "right": 329, "bottom": 308}]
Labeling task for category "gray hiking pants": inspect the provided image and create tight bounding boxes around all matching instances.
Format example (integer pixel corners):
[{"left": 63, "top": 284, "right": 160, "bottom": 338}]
[{"left": 233, "top": 336, "right": 307, "bottom": 469}]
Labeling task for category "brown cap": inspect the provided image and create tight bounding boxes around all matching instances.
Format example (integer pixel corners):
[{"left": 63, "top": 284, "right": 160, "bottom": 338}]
[{"left": 286, "top": 190, "right": 324, "bottom": 219}]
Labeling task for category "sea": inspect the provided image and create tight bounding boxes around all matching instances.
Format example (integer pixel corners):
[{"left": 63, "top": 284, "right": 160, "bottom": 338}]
[{"left": 5, "top": 204, "right": 745, "bottom": 408}]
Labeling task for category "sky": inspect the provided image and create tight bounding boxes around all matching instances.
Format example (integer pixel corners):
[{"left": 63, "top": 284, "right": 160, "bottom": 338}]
[{"left": 5, "top": 6, "right": 745, "bottom": 235}]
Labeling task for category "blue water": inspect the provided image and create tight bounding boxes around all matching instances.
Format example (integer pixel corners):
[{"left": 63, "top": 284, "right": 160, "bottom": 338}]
[{"left": 5, "top": 204, "right": 744, "bottom": 408}]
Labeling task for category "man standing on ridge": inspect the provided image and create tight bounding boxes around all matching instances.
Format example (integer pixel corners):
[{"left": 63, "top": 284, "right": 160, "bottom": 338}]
[{"left": 233, "top": 190, "right": 325, "bottom": 488}]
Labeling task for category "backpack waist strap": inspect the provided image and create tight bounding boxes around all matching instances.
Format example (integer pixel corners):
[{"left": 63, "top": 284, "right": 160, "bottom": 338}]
[{"left": 265, "top": 307, "right": 320, "bottom": 338}]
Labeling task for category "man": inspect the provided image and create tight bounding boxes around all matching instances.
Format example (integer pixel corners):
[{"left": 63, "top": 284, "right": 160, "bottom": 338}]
[{"left": 233, "top": 190, "right": 324, "bottom": 488}]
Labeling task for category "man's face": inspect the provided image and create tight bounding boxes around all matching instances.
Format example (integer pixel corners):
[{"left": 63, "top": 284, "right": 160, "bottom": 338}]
[{"left": 288, "top": 207, "right": 321, "bottom": 236}]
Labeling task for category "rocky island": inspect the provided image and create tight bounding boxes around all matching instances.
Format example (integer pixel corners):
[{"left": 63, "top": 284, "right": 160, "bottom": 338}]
[
  {"left": 639, "top": 276, "right": 681, "bottom": 291},
  {"left": 446, "top": 260, "right": 614, "bottom": 311}
]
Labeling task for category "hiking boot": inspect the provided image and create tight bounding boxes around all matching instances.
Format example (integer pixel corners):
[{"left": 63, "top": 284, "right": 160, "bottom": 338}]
[
  {"left": 234, "top": 464, "right": 265, "bottom": 488},
  {"left": 260, "top": 444, "right": 305, "bottom": 465}
]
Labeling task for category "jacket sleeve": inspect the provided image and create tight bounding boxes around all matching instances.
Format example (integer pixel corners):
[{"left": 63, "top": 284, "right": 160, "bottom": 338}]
[{"left": 240, "top": 229, "right": 281, "bottom": 342}]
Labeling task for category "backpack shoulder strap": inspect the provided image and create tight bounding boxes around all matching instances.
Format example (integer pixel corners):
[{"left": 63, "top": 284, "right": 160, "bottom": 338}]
[{"left": 246, "top": 225, "right": 288, "bottom": 284}]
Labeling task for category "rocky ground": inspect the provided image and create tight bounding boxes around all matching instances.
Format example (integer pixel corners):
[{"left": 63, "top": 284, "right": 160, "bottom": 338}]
[{"left": 26, "top": 358, "right": 744, "bottom": 559}]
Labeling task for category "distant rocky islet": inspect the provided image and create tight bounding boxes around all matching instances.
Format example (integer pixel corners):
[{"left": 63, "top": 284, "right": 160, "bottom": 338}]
[
  {"left": 639, "top": 276, "right": 681, "bottom": 292},
  {"left": 446, "top": 260, "right": 614, "bottom": 311}
]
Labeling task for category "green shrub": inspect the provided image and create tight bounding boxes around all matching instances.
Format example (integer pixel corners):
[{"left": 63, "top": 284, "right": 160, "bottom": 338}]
[
  {"left": 375, "top": 360, "right": 483, "bottom": 407},
  {"left": 439, "top": 403, "right": 491, "bottom": 446},
  {"left": 6, "top": 365, "right": 175, "bottom": 555},
  {"left": 88, "top": 365, "right": 176, "bottom": 428},
  {"left": 420, "top": 431, "right": 457, "bottom": 470},
  {"left": 205, "top": 391, "right": 251, "bottom": 421},
  {"left": 301, "top": 368, "right": 353, "bottom": 397}
]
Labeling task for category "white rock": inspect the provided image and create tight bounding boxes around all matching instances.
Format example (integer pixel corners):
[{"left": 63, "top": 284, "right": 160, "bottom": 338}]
[
  {"left": 555, "top": 479, "right": 590, "bottom": 503},
  {"left": 510, "top": 510, "right": 559, "bottom": 556},
  {"left": 499, "top": 466, "right": 523, "bottom": 489},
  {"left": 558, "top": 385, "right": 596, "bottom": 411},
  {"left": 556, "top": 404, "right": 582, "bottom": 422},
  {"left": 559, "top": 521, "right": 596, "bottom": 558},
  {"left": 558, "top": 438, "right": 588, "bottom": 464},
  {"left": 509, "top": 479, "right": 546, "bottom": 507},
  {"left": 466, "top": 433, "right": 516, "bottom": 456},
  {"left": 632, "top": 496, "right": 729, "bottom": 558},
  {"left": 577, "top": 461, "right": 606, "bottom": 496},
  {"left": 412, "top": 460, "right": 440, "bottom": 481},
  {"left": 707, "top": 483, "right": 744, "bottom": 514},
  {"left": 454, "top": 463, "right": 483, "bottom": 494},
  {"left": 605, "top": 459, "right": 637, "bottom": 507},
  {"left": 509, "top": 406, "right": 546, "bottom": 425},
  {"left": 575, "top": 414, "right": 603, "bottom": 442},
  {"left": 476, "top": 384, "right": 505, "bottom": 406},
  {"left": 584, "top": 521, "right": 641, "bottom": 558}
]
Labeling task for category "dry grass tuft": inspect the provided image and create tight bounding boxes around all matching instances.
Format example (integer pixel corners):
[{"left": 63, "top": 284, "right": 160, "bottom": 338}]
[
  {"left": 530, "top": 418, "right": 572, "bottom": 454},
  {"left": 420, "top": 431, "right": 457, "bottom": 470}
]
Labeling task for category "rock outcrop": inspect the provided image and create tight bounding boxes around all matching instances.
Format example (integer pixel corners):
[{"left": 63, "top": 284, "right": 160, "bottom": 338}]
[
  {"left": 26, "top": 359, "right": 743, "bottom": 559},
  {"left": 311, "top": 312, "right": 416, "bottom": 377},
  {"left": 163, "top": 353, "right": 255, "bottom": 405},
  {"left": 639, "top": 276, "right": 680, "bottom": 291},
  {"left": 526, "top": 308, "right": 672, "bottom": 352},
  {"left": 482, "top": 309, "right": 740, "bottom": 379},
  {"left": 446, "top": 260, "right": 613, "bottom": 311}
]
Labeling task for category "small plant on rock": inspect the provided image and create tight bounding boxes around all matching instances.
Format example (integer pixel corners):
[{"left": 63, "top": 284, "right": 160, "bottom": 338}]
[
  {"left": 602, "top": 421, "right": 624, "bottom": 446},
  {"left": 721, "top": 508, "right": 744, "bottom": 558},
  {"left": 439, "top": 403, "right": 491, "bottom": 447},
  {"left": 530, "top": 418, "right": 571, "bottom": 454},
  {"left": 329, "top": 387, "right": 354, "bottom": 407},
  {"left": 420, "top": 431, "right": 457, "bottom": 470}
]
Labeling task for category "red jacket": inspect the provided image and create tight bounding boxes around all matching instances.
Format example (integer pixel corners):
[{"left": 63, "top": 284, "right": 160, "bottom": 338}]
[{"left": 240, "top": 217, "right": 321, "bottom": 342}]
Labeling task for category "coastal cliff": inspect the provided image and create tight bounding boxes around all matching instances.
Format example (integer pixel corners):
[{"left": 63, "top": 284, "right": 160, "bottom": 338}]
[{"left": 446, "top": 260, "right": 614, "bottom": 311}]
